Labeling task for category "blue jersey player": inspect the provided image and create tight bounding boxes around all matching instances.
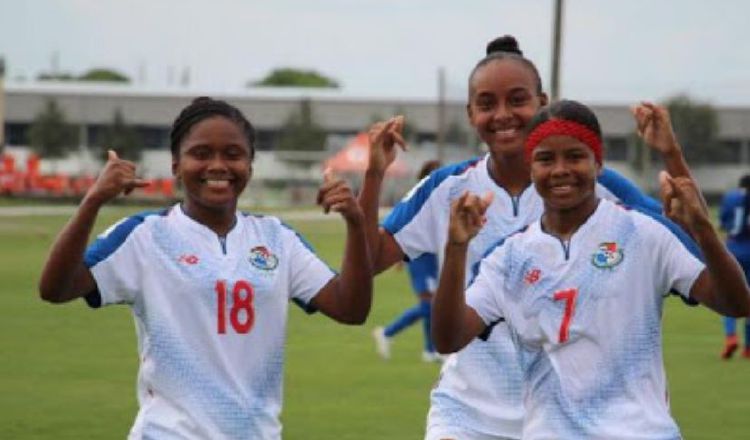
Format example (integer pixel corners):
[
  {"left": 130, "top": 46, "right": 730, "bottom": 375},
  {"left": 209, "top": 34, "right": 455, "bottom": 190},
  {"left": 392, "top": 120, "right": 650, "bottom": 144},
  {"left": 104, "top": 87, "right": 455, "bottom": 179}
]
[
  {"left": 373, "top": 161, "right": 442, "bottom": 362},
  {"left": 719, "top": 174, "right": 750, "bottom": 359}
]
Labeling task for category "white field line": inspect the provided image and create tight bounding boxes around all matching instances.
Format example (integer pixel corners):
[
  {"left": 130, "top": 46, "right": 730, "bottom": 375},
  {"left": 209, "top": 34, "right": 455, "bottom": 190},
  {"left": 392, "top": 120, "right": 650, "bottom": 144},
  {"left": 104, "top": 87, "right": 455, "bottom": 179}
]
[{"left": 0, "top": 206, "right": 392, "bottom": 221}]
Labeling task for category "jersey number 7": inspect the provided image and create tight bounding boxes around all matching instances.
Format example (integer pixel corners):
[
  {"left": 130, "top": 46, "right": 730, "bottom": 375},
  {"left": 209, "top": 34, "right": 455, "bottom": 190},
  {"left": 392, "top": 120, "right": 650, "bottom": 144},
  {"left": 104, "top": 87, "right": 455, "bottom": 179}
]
[
  {"left": 553, "top": 288, "right": 578, "bottom": 343},
  {"left": 215, "top": 280, "right": 255, "bottom": 334}
]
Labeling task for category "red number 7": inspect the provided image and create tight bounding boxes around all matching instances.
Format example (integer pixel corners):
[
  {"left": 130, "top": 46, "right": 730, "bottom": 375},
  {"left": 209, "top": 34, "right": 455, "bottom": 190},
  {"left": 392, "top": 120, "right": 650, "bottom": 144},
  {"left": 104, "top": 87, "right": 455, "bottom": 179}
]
[{"left": 553, "top": 288, "right": 578, "bottom": 343}]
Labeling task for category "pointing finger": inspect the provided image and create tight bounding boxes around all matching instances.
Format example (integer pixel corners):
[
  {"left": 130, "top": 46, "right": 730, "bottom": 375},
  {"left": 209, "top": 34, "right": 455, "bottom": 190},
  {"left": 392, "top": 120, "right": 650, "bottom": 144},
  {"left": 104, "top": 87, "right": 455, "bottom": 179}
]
[{"left": 323, "top": 167, "right": 334, "bottom": 184}]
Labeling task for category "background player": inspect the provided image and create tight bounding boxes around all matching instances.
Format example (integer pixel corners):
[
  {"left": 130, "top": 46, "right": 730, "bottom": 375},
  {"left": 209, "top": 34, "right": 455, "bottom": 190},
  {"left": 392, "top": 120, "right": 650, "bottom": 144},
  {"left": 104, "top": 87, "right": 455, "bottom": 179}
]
[
  {"left": 432, "top": 99, "right": 750, "bottom": 439},
  {"left": 38, "top": 97, "right": 372, "bottom": 439},
  {"left": 359, "top": 36, "right": 696, "bottom": 440},
  {"left": 719, "top": 174, "right": 750, "bottom": 359},
  {"left": 373, "top": 161, "right": 442, "bottom": 363}
]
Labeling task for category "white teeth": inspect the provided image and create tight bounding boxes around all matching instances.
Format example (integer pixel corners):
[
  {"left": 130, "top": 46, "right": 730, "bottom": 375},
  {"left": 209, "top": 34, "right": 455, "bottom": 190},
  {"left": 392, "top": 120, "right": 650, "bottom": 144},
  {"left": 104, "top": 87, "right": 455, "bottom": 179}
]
[
  {"left": 551, "top": 185, "right": 573, "bottom": 193},
  {"left": 205, "top": 179, "right": 230, "bottom": 189},
  {"left": 494, "top": 128, "right": 517, "bottom": 136}
]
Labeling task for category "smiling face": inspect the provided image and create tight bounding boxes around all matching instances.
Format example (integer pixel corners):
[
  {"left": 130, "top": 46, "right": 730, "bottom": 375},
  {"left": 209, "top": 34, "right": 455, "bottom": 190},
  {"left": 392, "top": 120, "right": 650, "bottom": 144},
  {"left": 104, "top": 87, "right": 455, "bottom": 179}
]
[
  {"left": 172, "top": 116, "right": 252, "bottom": 218},
  {"left": 530, "top": 134, "right": 600, "bottom": 213},
  {"left": 467, "top": 58, "right": 547, "bottom": 160}
]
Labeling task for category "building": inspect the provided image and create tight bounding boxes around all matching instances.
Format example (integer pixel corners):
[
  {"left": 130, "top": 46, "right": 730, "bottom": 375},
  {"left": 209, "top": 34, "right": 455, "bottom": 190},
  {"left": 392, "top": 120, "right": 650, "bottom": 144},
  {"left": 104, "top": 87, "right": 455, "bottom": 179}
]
[{"left": 3, "top": 81, "right": 750, "bottom": 195}]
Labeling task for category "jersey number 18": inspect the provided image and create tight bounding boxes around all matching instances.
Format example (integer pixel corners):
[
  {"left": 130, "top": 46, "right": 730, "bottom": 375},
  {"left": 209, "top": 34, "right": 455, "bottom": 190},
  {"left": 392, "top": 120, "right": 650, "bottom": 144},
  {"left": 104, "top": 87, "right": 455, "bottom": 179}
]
[{"left": 215, "top": 280, "right": 255, "bottom": 334}]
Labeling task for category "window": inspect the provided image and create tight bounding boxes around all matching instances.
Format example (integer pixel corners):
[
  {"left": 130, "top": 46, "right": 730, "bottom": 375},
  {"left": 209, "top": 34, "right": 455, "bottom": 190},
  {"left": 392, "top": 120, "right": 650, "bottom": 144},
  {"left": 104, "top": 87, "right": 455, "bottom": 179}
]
[{"left": 604, "top": 136, "right": 628, "bottom": 161}]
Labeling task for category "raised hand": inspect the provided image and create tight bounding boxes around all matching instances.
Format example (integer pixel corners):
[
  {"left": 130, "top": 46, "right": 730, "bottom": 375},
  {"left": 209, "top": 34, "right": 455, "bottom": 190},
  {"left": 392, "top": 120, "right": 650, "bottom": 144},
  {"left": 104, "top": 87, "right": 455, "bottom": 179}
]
[
  {"left": 659, "top": 171, "right": 711, "bottom": 236},
  {"left": 317, "top": 168, "right": 364, "bottom": 224},
  {"left": 86, "top": 150, "right": 148, "bottom": 205},
  {"left": 366, "top": 116, "right": 408, "bottom": 175},
  {"left": 448, "top": 191, "right": 494, "bottom": 246},
  {"left": 631, "top": 102, "right": 680, "bottom": 155}
]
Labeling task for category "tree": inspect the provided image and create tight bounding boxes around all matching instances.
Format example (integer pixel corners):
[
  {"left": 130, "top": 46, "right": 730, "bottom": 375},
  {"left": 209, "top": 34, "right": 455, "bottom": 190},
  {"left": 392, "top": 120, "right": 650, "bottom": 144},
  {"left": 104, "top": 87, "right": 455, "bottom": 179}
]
[
  {"left": 37, "top": 72, "right": 76, "bottom": 81},
  {"left": 277, "top": 100, "right": 327, "bottom": 151},
  {"left": 251, "top": 68, "right": 339, "bottom": 88},
  {"left": 37, "top": 68, "right": 130, "bottom": 83},
  {"left": 97, "top": 109, "right": 143, "bottom": 161},
  {"left": 664, "top": 95, "right": 718, "bottom": 164},
  {"left": 28, "top": 100, "right": 78, "bottom": 159},
  {"left": 79, "top": 68, "right": 130, "bottom": 83}
]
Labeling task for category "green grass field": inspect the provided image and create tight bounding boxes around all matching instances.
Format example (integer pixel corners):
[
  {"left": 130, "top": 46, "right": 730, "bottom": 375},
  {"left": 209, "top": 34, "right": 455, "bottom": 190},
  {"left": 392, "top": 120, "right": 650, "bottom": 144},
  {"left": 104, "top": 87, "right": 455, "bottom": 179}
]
[{"left": 1, "top": 205, "right": 749, "bottom": 439}]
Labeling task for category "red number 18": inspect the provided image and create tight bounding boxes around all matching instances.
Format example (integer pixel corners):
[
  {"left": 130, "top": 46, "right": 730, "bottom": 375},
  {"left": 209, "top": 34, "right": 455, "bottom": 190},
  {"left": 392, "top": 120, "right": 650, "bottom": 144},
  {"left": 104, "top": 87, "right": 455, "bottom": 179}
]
[
  {"left": 553, "top": 288, "right": 578, "bottom": 343},
  {"left": 215, "top": 280, "right": 255, "bottom": 334}
]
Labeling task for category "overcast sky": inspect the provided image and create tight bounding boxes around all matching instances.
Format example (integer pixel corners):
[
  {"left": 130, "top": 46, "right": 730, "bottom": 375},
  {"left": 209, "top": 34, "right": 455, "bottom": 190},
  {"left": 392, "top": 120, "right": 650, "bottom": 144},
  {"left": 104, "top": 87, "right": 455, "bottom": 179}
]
[{"left": 2, "top": 0, "right": 748, "bottom": 106}]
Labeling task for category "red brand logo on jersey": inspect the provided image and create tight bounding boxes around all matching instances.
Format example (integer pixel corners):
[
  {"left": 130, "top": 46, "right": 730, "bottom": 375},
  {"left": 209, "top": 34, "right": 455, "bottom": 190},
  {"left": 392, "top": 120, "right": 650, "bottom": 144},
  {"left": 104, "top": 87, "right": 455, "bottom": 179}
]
[
  {"left": 524, "top": 268, "right": 541, "bottom": 285},
  {"left": 178, "top": 254, "right": 199, "bottom": 265}
]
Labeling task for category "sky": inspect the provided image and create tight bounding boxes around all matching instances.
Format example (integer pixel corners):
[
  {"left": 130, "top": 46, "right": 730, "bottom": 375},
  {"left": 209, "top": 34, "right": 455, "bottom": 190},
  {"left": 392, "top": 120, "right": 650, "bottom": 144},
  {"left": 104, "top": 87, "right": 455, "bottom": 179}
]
[{"left": 1, "top": 0, "right": 749, "bottom": 106}]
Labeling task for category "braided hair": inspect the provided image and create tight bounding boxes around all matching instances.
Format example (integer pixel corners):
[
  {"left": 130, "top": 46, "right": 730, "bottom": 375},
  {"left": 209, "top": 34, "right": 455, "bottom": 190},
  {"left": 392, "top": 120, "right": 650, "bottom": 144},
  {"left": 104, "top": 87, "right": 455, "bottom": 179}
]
[
  {"left": 170, "top": 97, "right": 256, "bottom": 160},
  {"left": 468, "top": 35, "right": 544, "bottom": 96}
]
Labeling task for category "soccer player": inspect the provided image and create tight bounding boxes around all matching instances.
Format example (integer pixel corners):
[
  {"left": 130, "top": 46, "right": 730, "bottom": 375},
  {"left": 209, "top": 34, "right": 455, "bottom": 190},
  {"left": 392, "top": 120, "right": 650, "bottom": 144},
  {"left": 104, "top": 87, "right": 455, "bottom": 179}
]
[
  {"left": 38, "top": 97, "right": 372, "bottom": 439},
  {"left": 718, "top": 174, "right": 750, "bottom": 359},
  {"left": 373, "top": 160, "right": 442, "bottom": 363},
  {"left": 432, "top": 99, "right": 750, "bottom": 439},
  {"left": 360, "top": 37, "right": 700, "bottom": 440}
]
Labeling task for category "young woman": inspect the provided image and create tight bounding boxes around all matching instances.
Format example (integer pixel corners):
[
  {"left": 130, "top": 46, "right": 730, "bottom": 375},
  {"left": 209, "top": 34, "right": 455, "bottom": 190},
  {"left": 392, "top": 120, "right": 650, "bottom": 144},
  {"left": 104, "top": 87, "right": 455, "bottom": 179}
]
[
  {"left": 373, "top": 160, "right": 442, "bottom": 363},
  {"left": 432, "top": 99, "right": 750, "bottom": 439},
  {"left": 359, "top": 37, "right": 698, "bottom": 440},
  {"left": 38, "top": 97, "right": 372, "bottom": 439},
  {"left": 718, "top": 174, "right": 750, "bottom": 359}
]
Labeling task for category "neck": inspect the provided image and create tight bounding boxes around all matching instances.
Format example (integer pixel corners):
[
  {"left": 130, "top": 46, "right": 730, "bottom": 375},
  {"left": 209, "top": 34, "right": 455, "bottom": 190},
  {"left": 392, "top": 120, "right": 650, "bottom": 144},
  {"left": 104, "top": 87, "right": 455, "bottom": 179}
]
[
  {"left": 182, "top": 201, "right": 237, "bottom": 236},
  {"left": 487, "top": 153, "right": 531, "bottom": 196},
  {"left": 541, "top": 196, "right": 600, "bottom": 241}
]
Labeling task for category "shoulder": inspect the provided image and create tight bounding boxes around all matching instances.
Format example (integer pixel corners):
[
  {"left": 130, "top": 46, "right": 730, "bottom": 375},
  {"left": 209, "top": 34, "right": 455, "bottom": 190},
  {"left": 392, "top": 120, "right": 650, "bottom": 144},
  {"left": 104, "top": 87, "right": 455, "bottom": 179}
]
[
  {"left": 722, "top": 189, "right": 743, "bottom": 206},
  {"left": 607, "top": 200, "right": 698, "bottom": 251},
  {"left": 596, "top": 167, "right": 660, "bottom": 212},
  {"left": 383, "top": 156, "right": 483, "bottom": 232},
  {"left": 403, "top": 156, "right": 483, "bottom": 202},
  {"left": 84, "top": 207, "right": 169, "bottom": 267},
  {"left": 469, "top": 224, "right": 531, "bottom": 280}
]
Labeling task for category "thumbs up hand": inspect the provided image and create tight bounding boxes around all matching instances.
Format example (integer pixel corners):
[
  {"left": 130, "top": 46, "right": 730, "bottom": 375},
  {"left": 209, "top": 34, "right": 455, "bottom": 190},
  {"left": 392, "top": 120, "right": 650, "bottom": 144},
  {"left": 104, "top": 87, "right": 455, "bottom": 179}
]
[{"left": 84, "top": 149, "right": 149, "bottom": 206}]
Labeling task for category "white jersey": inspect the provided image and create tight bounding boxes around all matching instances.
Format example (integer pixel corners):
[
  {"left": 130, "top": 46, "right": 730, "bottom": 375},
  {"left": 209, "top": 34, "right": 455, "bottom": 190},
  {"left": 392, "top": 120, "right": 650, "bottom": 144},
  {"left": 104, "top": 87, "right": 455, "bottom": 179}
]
[
  {"left": 466, "top": 199, "right": 704, "bottom": 440},
  {"left": 84, "top": 204, "right": 335, "bottom": 440},
  {"left": 382, "top": 154, "right": 689, "bottom": 439}
]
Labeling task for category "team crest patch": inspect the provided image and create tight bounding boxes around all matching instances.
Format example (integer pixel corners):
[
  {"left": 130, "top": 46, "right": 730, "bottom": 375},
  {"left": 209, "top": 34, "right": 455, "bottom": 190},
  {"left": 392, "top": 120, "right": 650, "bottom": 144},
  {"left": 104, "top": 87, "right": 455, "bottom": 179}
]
[
  {"left": 249, "top": 246, "right": 279, "bottom": 270},
  {"left": 591, "top": 242, "right": 623, "bottom": 269}
]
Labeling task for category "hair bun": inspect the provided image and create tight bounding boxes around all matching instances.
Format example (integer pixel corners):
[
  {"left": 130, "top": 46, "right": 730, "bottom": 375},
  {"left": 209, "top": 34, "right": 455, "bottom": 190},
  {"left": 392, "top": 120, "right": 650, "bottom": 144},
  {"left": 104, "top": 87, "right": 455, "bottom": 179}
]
[
  {"left": 192, "top": 96, "right": 213, "bottom": 104},
  {"left": 486, "top": 35, "right": 522, "bottom": 56}
]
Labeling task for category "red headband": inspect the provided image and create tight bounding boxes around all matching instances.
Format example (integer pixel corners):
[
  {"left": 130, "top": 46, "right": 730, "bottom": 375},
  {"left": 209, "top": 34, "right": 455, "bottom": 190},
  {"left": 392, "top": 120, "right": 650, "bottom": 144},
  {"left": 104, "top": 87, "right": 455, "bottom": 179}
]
[{"left": 525, "top": 119, "right": 603, "bottom": 164}]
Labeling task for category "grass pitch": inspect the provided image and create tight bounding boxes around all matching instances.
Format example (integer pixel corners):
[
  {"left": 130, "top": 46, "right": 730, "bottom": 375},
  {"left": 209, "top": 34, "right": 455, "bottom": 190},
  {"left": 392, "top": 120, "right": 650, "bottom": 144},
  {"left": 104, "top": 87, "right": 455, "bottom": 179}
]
[{"left": 0, "top": 205, "right": 748, "bottom": 439}]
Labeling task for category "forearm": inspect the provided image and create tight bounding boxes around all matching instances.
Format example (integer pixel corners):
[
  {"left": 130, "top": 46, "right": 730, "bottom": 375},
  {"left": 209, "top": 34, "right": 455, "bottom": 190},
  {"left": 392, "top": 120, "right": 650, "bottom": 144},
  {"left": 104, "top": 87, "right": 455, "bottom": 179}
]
[
  {"left": 358, "top": 169, "right": 387, "bottom": 270},
  {"left": 39, "top": 196, "right": 101, "bottom": 303},
  {"left": 659, "top": 144, "right": 693, "bottom": 180},
  {"left": 330, "top": 216, "right": 373, "bottom": 324},
  {"left": 432, "top": 243, "right": 475, "bottom": 353},
  {"left": 694, "top": 224, "right": 750, "bottom": 316}
]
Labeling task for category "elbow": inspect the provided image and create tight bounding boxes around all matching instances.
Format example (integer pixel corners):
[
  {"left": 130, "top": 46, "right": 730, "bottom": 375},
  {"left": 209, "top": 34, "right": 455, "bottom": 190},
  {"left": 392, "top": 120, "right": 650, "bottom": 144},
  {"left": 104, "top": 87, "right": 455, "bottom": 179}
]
[
  {"left": 334, "top": 302, "right": 371, "bottom": 326},
  {"left": 432, "top": 331, "right": 463, "bottom": 354},
  {"left": 434, "top": 339, "right": 461, "bottom": 355},
  {"left": 38, "top": 279, "right": 70, "bottom": 304},
  {"left": 730, "top": 302, "right": 750, "bottom": 318},
  {"left": 38, "top": 279, "right": 56, "bottom": 303},
  {"left": 38, "top": 287, "right": 63, "bottom": 304},
  {"left": 336, "top": 311, "right": 369, "bottom": 326}
]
